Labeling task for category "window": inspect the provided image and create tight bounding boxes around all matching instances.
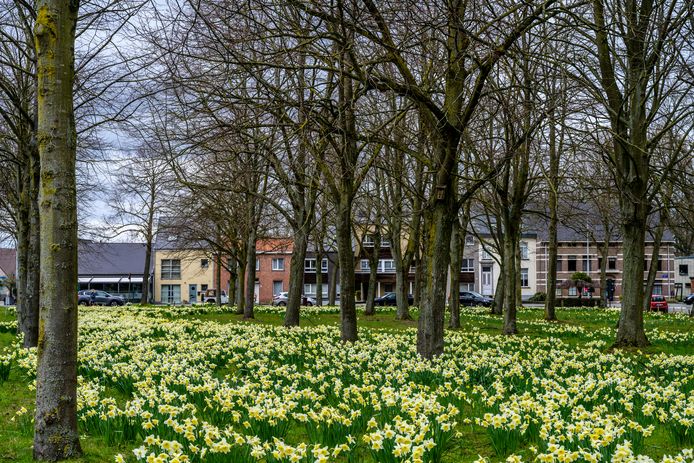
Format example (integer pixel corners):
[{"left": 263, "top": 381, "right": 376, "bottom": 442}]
[
  {"left": 608, "top": 257, "right": 617, "bottom": 270},
  {"left": 555, "top": 280, "right": 562, "bottom": 296},
  {"left": 201, "top": 284, "right": 208, "bottom": 291},
  {"left": 321, "top": 258, "right": 328, "bottom": 273},
  {"left": 459, "top": 282, "right": 474, "bottom": 292},
  {"left": 201, "top": 259, "right": 209, "bottom": 269},
  {"left": 582, "top": 255, "right": 590, "bottom": 272},
  {"left": 161, "top": 284, "right": 181, "bottom": 303},
  {"left": 256, "top": 258, "right": 260, "bottom": 271},
  {"left": 679, "top": 264, "right": 689, "bottom": 276},
  {"left": 381, "top": 238, "right": 391, "bottom": 247},
  {"left": 567, "top": 256, "right": 577, "bottom": 272},
  {"left": 520, "top": 242, "right": 529, "bottom": 260},
  {"left": 304, "top": 283, "right": 316, "bottom": 296},
  {"left": 656, "top": 259, "right": 662, "bottom": 271},
  {"left": 461, "top": 259, "right": 474, "bottom": 272},
  {"left": 481, "top": 248, "right": 492, "bottom": 261},
  {"left": 363, "top": 235, "right": 375, "bottom": 247},
  {"left": 273, "top": 280, "right": 283, "bottom": 296},
  {"left": 384, "top": 283, "right": 394, "bottom": 293},
  {"left": 465, "top": 235, "right": 474, "bottom": 246},
  {"left": 305, "top": 258, "right": 317, "bottom": 272},
  {"left": 380, "top": 259, "right": 396, "bottom": 273},
  {"left": 360, "top": 260, "right": 370, "bottom": 271},
  {"left": 556, "top": 257, "right": 562, "bottom": 272},
  {"left": 652, "top": 285, "right": 662, "bottom": 295},
  {"left": 272, "top": 258, "right": 285, "bottom": 271},
  {"left": 568, "top": 287, "right": 577, "bottom": 296},
  {"left": 161, "top": 259, "right": 181, "bottom": 280},
  {"left": 520, "top": 268, "right": 529, "bottom": 288}
]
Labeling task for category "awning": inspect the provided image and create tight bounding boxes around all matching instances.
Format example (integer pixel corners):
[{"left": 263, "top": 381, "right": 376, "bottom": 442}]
[{"left": 78, "top": 277, "right": 144, "bottom": 284}]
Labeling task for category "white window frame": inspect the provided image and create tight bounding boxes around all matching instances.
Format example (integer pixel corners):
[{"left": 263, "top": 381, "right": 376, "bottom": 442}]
[
  {"left": 520, "top": 242, "right": 529, "bottom": 260},
  {"left": 465, "top": 235, "right": 474, "bottom": 246},
  {"left": 480, "top": 248, "right": 493, "bottom": 261},
  {"left": 304, "top": 283, "right": 316, "bottom": 296},
  {"left": 201, "top": 258, "right": 209, "bottom": 269},
  {"left": 379, "top": 259, "right": 396, "bottom": 273},
  {"left": 321, "top": 258, "right": 328, "bottom": 273},
  {"left": 520, "top": 268, "right": 529, "bottom": 288},
  {"left": 461, "top": 258, "right": 474, "bottom": 272},
  {"left": 381, "top": 238, "right": 391, "bottom": 248},
  {"left": 363, "top": 235, "right": 375, "bottom": 247},
  {"left": 360, "top": 259, "right": 370, "bottom": 271},
  {"left": 272, "top": 258, "right": 285, "bottom": 271},
  {"left": 161, "top": 259, "right": 181, "bottom": 280},
  {"left": 256, "top": 258, "right": 260, "bottom": 271},
  {"left": 161, "top": 284, "right": 181, "bottom": 304},
  {"left": 305, "top": 258, "right": 317, "bottom": 272}
]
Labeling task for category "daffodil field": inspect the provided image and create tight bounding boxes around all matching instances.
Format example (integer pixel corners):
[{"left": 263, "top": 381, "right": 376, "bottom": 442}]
[{"left": 0, "top": 305, "right": 693, "bottom": 463}]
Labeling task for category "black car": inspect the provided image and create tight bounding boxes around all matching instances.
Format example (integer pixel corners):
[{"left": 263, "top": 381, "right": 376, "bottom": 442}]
[
  {"left": 78, "top": 290, "right": 125, "bottom": 306},
  {"left": 373, "top": 292, "right": 414, "bottom": 306},
  {"left": 684, "top": 293, "right": 694, "bottom": 305},
  {"left": 459, "top": 290, "right": 494, "bottom": 307}
]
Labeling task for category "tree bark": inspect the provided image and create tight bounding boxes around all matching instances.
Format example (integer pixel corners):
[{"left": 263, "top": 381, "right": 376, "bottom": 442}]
[
  {"left": 643, "top": 222, "right": 664, "bottom": 311},
  {"left": 336, "top": 194, "right": 357, "bottom": 341},
  {"left": 363, "top": 234, "right": 380, "bottom": 316},
  {"left": 544, "top": 114, "right": 559, "bottom": 321},
  {"left": 33, "top": 0, "right": 82, "bottom": 458},
  {"left": 141, "top": 229, "right": 153, "bottom": 304},
  {"left": 215, "top": 253, "right": 222, "bottom": 305},
  {"left": 448, "top": 220, "right": 461, "bottom": 329},
  {"left": 285, "top": 226, "right": 309, "bottom": 326},
  {"left": 236, "top": 256, "right": 245, "bottom": 312},
  {"left": 228, "top": 258, "right": 237, "bottom": 309},
  {"left": 502, "top": 226, "right": 519, "bottom": 334},
  {"left": 243, "top": 232, "right": 256, "bottom": 319},
  {"left": 328, "top": 259, "right": 337, "bottom": 306},
  {"left": 492, "top": 267, "right": 504, "bottom": 315}
]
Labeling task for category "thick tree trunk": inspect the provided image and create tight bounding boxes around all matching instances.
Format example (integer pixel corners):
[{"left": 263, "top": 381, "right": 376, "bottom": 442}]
[
  {"left": 364, "top": 263, "right": 378, "bottom": 315},
  {"left": 33, "top": 0, "right": 82, "bottom": 458},
  {"left": 215, "top": 253, "right": 222, "bottom": 305},
  {"left": 336, "top": 195, "right": 357, "bottom": 341},
  {"left": 328, "top": 259, "right": 338, "bottom": 306},
  {"left": 285, "top": 227, "right": 308, "bottom": 326},
  {"left": 448, "top": 222, "right": 461, "bottom": 329},
  {"left": 615, "top": 209, "right": 650, "bottom": 347},
  {"left": 394, "top": 263, "right": 411, "bottom": 320},
  {"left": 15, "top": 171, "right": 30, "bottom": 342},
  {"left": 236, "top": 258, "right": 245, "bottom": 312},
  {"left": 544, "top": 105, "right": 560, "bottom": 321},
  {"left": 502, "top": 222, "right": 519, "bottom": 334},
  {"left": 244, "top": 233, "right": 256, "bottom": 319},
  {"left": 228, "top": 258, "right": 237, "bottom": 309},
  {"left": 492, "top": 268, "right": 504, "bottom": 315},
  {"left": 141, "top": 234, "right": 152, "bottom": 304},
  {"left": 315, "top": 250, "right": 323, "bottom": 306}
]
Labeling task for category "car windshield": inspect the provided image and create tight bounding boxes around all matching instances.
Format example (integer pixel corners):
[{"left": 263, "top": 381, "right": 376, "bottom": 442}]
[
  {"left": 461, "top": 291, "right": 484, "bottom": 298},
  {"left": 651, "top": 295, "right": 665, "bottom": 301}
]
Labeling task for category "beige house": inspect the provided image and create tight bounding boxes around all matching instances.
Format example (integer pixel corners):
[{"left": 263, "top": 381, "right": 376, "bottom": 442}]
[{"left": 153, "top": 231, "right": 218, "bottom": 304}]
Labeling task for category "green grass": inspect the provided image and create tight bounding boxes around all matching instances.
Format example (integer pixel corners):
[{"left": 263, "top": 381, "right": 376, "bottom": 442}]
[{"left": 0, "top": 306, "right": 692, "bottom": 462}]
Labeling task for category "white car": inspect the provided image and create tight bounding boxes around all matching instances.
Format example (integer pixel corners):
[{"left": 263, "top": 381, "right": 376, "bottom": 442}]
[{"left": 202, "top": 289, "right": 228, "bottom": 304}]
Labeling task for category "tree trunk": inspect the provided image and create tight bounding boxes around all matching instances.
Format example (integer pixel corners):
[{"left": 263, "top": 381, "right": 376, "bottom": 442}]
[
  {"left": 244, "top": 233, "right": 256, "bottom": 319},
  {"left": 315, "top": 250, "right": 323, "bottom": 306},
  {"left": 236, "top": 257, "right": 245, "bottom": 313},
  {"left": 448, "top": 221, "right": 461, "bottom": 329},
  {"left": 502, "top": 221, "right": 519, "bottom": 335},
  {"left": 285, "top": 227, "right": 309, "bottom": 326},
  {"left": 328, "top": 259, "right": 337, "bottom": 306},
  {"left": 614, "top": 208, "right": 650, "bottom": 347},
  {"left": 364, "top": 263, "right": 378, "bottom": 315},
  {"left": 215, "top": 253, "right": 222, "bottom": 306},
  {"left": 33, "top": 0, "right": 82, "bottom": 458},
  {"left": 336, "top": 194, "right": 357, "bottom": 341},
  {"left": 493, "top": 267, "right": 504, "bottom": 315},
  {"left": 544, "top": 117, "right": 559, "bottom": 320},
  {"left": 228, "top": 258, "right": 237, "bottom": 309},
  {"left": 141, "top": 232, "right": 152, "bottom": 304},
  {"left": 394, "top": 264, "right": 410, "bottom": 320}
]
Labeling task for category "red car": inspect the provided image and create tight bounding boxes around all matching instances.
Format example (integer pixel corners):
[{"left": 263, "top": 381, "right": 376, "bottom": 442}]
[{"left": 649, "top": 295, "right": 668, "bottom": 312}]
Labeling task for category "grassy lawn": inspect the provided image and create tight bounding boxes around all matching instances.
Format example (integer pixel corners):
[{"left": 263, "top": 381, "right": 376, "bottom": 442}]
[{"left": 0, "top": 305, "right": 692, "bottom": 462}]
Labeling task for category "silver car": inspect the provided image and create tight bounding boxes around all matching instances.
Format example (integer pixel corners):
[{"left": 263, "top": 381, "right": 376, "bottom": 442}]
[{"left": 272, "top": 292, "right": 316, "bottom": 306}]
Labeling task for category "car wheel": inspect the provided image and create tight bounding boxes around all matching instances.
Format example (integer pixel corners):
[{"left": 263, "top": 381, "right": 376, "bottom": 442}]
[
  {"left": 278, "top": 301, "right": 286, "bottom": 307},
  {"left": 110, "top": 300, "right": 118, "bottom": 306},
  {"left": 306, "top": 302, "right": 313, "bottom": 306},
  {"left": 79, "top": 300, "right": 88, "bottom": 306}
]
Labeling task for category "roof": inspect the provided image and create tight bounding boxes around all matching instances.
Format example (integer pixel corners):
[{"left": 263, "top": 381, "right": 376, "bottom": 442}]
[
  {"left": 78, "top": 241, "right": 149, "bottom": 276},
  {"left": 0, "top": 248, "right": 16, "bottom": 277}
]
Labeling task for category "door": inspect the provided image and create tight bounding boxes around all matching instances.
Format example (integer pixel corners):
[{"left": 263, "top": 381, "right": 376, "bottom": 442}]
[
  {"left": 189, "top": 284, "right": 197, "bottom": 303},
  {"left": 481, "top": 266, "right": 493, "bottom": 296},
  {"left": 254, "top": 281, "right": 260, "bottom": 303}
]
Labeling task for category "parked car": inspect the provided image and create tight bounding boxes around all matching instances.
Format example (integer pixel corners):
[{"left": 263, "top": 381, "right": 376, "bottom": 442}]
[
  {"left": 649, "top": 295, "right": 668, "bottom": 312},
  {"left": 683, "top": 293, "right": 694, "bottom": 305},
  {"left": 77, "top": 290, "right": 125, "bottom": 306},
  {"left": 373, "top": 292, "right": 414, "bottom": 306},
  {"left": 202, "top": 289, "right": 228, "bottom": 304},
  {"left": 459, "top": 290, "right": 494, "bottom": 307},
  {"left": 272, "top": 292, "right": 315, "bottom": 306}
]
